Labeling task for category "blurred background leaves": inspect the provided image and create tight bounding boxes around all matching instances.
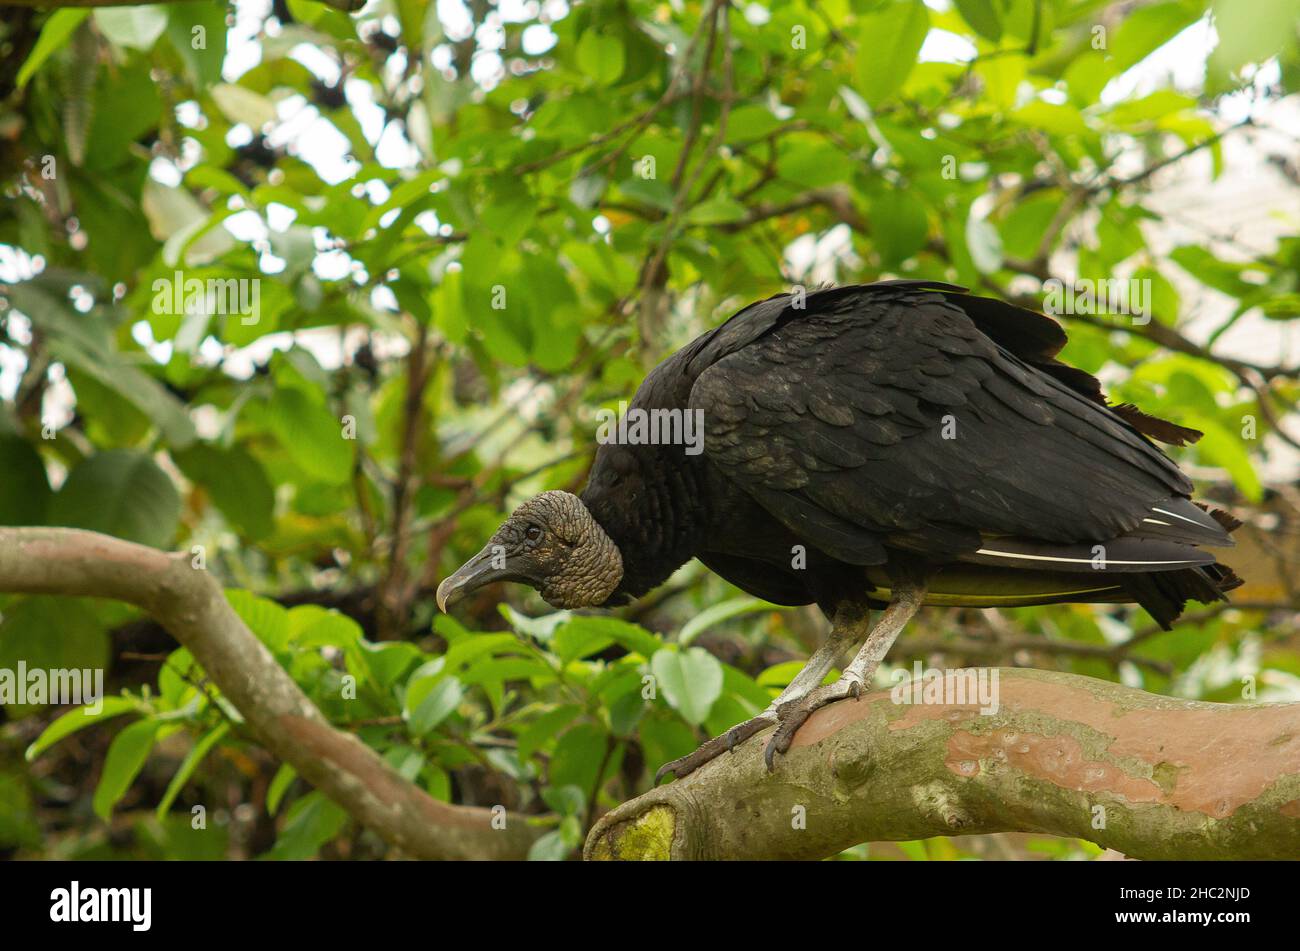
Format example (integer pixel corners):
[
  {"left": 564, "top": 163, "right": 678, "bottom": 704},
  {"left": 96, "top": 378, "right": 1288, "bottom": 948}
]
[{"left": 0, "top": 0, "right": 1297, "bottom": 860}]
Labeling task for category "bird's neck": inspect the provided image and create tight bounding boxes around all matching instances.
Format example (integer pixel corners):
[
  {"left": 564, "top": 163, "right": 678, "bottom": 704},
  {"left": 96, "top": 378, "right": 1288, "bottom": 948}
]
[{"left": 580, "top": 445, "right": 708, "bottom": 602}]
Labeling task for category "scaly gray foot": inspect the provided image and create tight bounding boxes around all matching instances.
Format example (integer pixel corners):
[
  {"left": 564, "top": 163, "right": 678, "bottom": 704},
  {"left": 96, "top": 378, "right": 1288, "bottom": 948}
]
[{"left": 763, "top": 675, "right": 865, "bottom": 771}]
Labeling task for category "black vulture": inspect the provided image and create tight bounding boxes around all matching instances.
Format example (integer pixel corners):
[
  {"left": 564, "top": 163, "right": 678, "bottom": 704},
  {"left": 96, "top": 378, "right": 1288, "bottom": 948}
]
[{"left": 437, "top": 281, "right": 1242, "bottom": 779}]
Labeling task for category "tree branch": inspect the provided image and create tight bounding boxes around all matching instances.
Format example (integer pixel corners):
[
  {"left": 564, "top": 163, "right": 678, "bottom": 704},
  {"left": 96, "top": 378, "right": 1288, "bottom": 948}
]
[
  {"left": 586, "top": 668, "right": 1300, "bottom": 860},
  {"left": 0, "top": 527, "right": 543, "bottom": 860}
]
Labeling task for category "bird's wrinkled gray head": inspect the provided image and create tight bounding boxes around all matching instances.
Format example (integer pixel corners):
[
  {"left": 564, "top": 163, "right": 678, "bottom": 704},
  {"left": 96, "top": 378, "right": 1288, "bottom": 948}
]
[{"left": 436, "top": 490, "right": 623, "bottom": 612}]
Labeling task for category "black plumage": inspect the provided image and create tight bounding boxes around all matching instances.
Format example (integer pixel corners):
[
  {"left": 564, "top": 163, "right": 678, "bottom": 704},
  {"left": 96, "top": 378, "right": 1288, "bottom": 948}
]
[
  {"left": 440, "top": 280, "right": 1242, "bottom": 777},
  {"left": 579, "top": 281, "right": 1239, "bottom": 627}
]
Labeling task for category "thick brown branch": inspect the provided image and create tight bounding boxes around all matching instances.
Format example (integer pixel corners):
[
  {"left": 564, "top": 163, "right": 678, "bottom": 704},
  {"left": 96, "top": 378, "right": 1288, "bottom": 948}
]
[
  {"left": 586, "top": 668, "right": 1300, "bottom": 860},
  {"left": 0, "top": 527, "right": 542, "bottom": 860}
]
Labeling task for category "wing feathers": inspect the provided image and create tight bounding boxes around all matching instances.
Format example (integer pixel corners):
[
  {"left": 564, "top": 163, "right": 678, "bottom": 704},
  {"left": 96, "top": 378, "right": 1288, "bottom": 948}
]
[{"left": 690, "top": 283, "right": 1216, "bottom": 568}]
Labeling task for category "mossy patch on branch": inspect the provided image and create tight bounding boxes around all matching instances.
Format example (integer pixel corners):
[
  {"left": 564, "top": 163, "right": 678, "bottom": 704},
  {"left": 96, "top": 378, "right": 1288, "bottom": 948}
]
[{"left": 589, "top": 804, "right": 676, "bottom": 860}]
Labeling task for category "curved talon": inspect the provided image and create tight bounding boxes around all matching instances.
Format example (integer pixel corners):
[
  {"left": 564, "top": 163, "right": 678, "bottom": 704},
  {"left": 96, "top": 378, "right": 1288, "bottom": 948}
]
[
  {"left": 653, "top": 712, "right": 777, "bottom": 784},
  {"left": 763, "top": 735, "right": 782, "bottom": 772},
  {"left": 763, "top": 709, "right": 807, "bottom": 771},
  {"left": 653, "top": 745, "right": 714, "bottom": 783},
  {"left": 653, "top": 762, "right": 678, "bottom": 785},
  {"left": 657, "top": 677, "right": 871, "bottom": 781},
  {"left": 762, "top": 680, "right": 864, "bottom": 771}
]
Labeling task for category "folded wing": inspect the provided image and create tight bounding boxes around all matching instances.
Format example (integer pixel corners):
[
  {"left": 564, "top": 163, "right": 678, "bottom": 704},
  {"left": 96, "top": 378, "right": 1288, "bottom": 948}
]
[{"left": 688, "top": 284, "right": 1232, "bottom": 574}]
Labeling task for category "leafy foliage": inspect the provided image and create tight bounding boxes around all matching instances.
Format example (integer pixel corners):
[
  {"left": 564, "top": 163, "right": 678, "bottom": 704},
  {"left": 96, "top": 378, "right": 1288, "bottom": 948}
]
[{"left": 0, "top": 0, "right": 1297, "bottom": 860}]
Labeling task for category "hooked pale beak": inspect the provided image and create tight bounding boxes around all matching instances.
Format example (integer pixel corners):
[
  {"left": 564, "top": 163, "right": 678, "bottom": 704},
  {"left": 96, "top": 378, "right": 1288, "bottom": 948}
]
[{"left": 436, "top": 544, "right": 513, "bottom": 613}]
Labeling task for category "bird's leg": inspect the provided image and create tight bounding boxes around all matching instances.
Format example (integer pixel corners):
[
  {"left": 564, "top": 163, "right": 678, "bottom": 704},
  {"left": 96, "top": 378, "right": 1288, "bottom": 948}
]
[
  {"left": 653, "top": 620, "right": 865, "bottom": 783},
  {"left": 763, "top": 582, "right": 926, "bottom": 770}
]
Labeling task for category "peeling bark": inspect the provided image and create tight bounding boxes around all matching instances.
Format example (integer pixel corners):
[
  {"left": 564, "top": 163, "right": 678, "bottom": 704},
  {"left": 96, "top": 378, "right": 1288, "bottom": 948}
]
[
  {"left": 586, "top": 668, "right": 1300, "bottom": 860},
  {"left": 0, "top": 528, "right": 542, "bottom": 860}
]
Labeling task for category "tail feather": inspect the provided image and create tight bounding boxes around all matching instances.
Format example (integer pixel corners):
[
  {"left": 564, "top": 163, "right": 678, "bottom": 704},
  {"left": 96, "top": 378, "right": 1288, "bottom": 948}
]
[
  {"left": 962, "top": 535, "right": 1216, "bottom": 573},
  {"left": 1122, "top": 496, "right": 1235, "bottom": 547},
  {"left": 971, "top": 499, "right": 1244, "bottom": 629},
  {"left": 1123, "top": 564, "right": 1238, "bottom": 630},
  {"left": 1197, "top": 503, "right": 1244, "bottom": 534},
  {"left": 1109, "top": 403, "right": 1203, "bottom": 447}
]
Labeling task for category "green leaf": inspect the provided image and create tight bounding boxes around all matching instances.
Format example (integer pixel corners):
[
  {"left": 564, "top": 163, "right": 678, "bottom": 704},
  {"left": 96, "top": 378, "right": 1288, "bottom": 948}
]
[
  {"left": 1133, "top": 265, "right": 1180, "bottom": 322},
  {"left": 93, "top": 718, "right": 160, "bottom": 820},
  {"left": 211, "top": 83, "right": 278, "bottom": 128},
  {"left": 855, "top": 0, "right": 930, "bottom": 107},
  {"left": 581, "top": 615, "right": 662, "bottom": 658},
  {"left": 8, "top": 281, "right": 196, "bottom": 447},
  {"left": 870, "top": 190, "right": 930, "bottom": 266},
  {"left": 267, "top": 763, "right": 297, "bottom": 816},
  {"left": 156, "top": 722, "right": 230, "bottom": 818},
  {"left": 0, "top": 773, "right": 40, "bottom": 850},
  {"left": 1194, "top": 419, "right": 1263, "bottom": 503},
  {"left": 619, "top": 177, "right": 674, "bottom": 212},
  {"left": 527, "top": 828, "right": 571, "bottom": 861},
  {"left": 722, "top": 662, "right": 775, "bottom": 709},
  {"left": 975, "top": 52, "right": 1025, "bottom": 111},
  {"left": 49, "top": 450, "right": 180, "bottom": 549},
  {"left": 777, "top": 135, "right": 854, "bottom": 188},
  {"left": 141, "top": 180, "right": 236, "bottom": 265},
  {"left": 576, "top": 30, "right": 624, "bottom": 85},
  {"left": 265, "top": 388, "right": 354, "bottom": 484},
  {"left": 685, "top": 198, "right": 749, "bottom": 226},
  {"left": 541, "top": 783, "right": 587, "bottom": 817},
  {"left": 638, "top": 715, "right": 697, "bottom": 773},
  {"left": 94, "top": 6, "right": 169, "bottom": 51},
  {"left": 270, "top": 225, "right": 317, "bottom": 277},
  {"left": 263, "top": 791, "right": 348, "bottom": 859},
  {"left": 1011, "top": 100, "right": 1089, "bottom": 137},
  {"left": 16, "top": 9, "right": 88, "bottom": 89},
  {"left": 517, "top": 704, "right": 582, "bottom": 762},
  {"left": 165, "top": 2, "right": 229, "bottom": 87},
  {"left": 26, "top": 696, "right": 139, "bottom": 761},
  {"left": 406, "top": 677, "right": 464, "bottom": 736},
  {"left": 605, "top": 671, "right": 648, "bottom": 735},
  {"left": 1210, "top": 0, "right": 1299, "bottom": 84},
  {"left": 0, "top": 596, "right": 110, "bottom": 717},
  {"left": 500, "top": 605, "right": 571, "bottom": 642},
  {"left": 758, "top": 659, "right": 832, "bottom": 688},
  {"left": 287, "top": 605, "right": 363, "bottom": 650},
  {"left": 173, "top": 444, "right": 275, "bottom": 539},
  {"left": 953, "top": 0, "right": 1002, "bottom": 42},
  {"left": 52, "top": 342, "right": 198, "bottom": 448},
  {"left": 352, "top": 640, "right": 423, "bottom": 690},
  {"left": 1110, "top": 2, "right": 1205, "bottom": 72},
  {"left": 1169, "top": 246, "right": 1254, "bottom": 298},
  {"left": 998, "top": 190, "right": 1059, "bottom": 261},
  {"left": 459, "top": 657, "right": 554, "bottom": 687},
  {"left": 548, "top": 722, "right": 609, "bottom": 796},
  {"left": 679, "top": 596, "right": 780, "bottom": 646},
  {"left": 651, "top": 647, "right": 723, "bottom": 725},
  {"left": 439, "top": 634, "right": 524, "bottom": 673},
  {"left": 225, "top": 590, "right": 291, "bottom": 652},
  {"left": 0, "top": 437, "right": 51, "bottom": 526},
  {"left": 158, "top": 646, "right": 202, "bottom": 709},
  {"left": 479, "top": 177, "right": 537, "bottom": 242},
  {"left": 552, "top": 616, "right": 617, "bottom": 662}
]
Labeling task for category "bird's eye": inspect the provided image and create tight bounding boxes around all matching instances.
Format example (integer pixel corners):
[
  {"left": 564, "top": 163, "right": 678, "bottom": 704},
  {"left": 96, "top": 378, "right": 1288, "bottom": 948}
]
[{"left": 525, "top": 524, "right": 542, "bottom": 541}]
